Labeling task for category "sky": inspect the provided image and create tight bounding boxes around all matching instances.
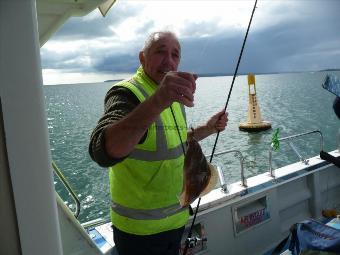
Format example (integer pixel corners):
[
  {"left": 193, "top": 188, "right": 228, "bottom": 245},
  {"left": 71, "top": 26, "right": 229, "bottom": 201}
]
[{"left": 41, "top": 0, "right": 340, "bottom": 85}]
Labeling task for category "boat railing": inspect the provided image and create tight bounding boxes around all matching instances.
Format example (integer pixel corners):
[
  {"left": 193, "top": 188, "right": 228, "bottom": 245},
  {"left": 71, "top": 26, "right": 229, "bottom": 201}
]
[
  {"left": 206, "top": 149, "right": 247, "bottom": 190},
  {"left": 52, "top": 161, "right": 81, "bottom": 218},
  {"left": 268, "top": 130, "right": 324, "bottom": 178}
]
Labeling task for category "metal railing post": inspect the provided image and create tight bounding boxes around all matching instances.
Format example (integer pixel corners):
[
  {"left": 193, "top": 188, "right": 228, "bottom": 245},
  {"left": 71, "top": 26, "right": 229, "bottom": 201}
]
[
  {"left": 206, "top": 149, "right": 247, "bottom": 190},
  {"left": 268, "top": 130, "right": 323, "bottom": 179},
  {"left": 52, "top": 161, "right": 81, "bottom": 218},
  {"left": 269, "top": 147, "right": 274, "bottom": 178}
]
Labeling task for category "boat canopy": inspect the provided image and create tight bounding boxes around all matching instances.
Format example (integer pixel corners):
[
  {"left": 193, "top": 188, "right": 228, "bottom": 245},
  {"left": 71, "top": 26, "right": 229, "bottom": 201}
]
[{"left": 37, "top": 0, "right": 116, "bottom": 46}]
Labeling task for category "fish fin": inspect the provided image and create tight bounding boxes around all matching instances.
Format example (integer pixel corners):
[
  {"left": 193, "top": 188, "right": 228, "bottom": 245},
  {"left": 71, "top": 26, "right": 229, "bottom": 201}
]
[
  {"left": 179, "top": 189, "right": 189, "bottom": 207},
  {"left": 200, "top": 163, "right": 218, "bottom": 197}
]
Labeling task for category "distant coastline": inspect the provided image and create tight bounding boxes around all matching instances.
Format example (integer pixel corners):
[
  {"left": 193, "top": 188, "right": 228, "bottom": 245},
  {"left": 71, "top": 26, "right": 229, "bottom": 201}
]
[
  {"left": 104, "top": 79, "right": 123, "bottom": 82},
  {"left": 103, "top": 68, "right": 340, "bottom": 82},
  {"left": 318, "top": 68, "right": 340, "bottom": 72},
  {"left": 196, "top": 68, "right": 340, "bottom": 78}
]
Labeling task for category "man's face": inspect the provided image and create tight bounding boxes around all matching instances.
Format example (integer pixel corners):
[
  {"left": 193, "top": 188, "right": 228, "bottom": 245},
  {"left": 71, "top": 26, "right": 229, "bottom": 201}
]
[{"left": 140, "top": 34, "right": 181, "bottom": 84}]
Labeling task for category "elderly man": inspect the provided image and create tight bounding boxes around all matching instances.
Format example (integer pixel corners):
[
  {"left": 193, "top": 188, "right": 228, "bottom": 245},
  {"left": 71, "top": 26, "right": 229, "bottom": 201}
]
[{"left": 89, "top": 31, "right": 227, "bottom": 255}]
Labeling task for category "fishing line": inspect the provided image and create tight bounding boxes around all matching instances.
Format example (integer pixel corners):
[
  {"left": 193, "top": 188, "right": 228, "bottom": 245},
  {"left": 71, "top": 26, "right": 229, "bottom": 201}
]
[
  {"left": 170, "top": 105, "right": 186, "bottom": 155},
  {"left": 185, "top": 32, "right": 214, "bottom": 132},
  {"left": 171, "top": 35, "right": 213, "bottom": 156},
  {"left": 182, "top": 1, "right": 258, "bottom": 254},
  {"left": 210, "top": 0, "right": 258, "bottom": 164},
  {"left": 169, "top": 36, "right": 213, "bottom": 155}
]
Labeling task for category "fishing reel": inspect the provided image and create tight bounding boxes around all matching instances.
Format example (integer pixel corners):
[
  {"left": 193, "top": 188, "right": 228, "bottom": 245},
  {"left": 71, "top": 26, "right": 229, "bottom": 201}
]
[{"left": 185, "top": 236, "right": 207, "bottom": 248}]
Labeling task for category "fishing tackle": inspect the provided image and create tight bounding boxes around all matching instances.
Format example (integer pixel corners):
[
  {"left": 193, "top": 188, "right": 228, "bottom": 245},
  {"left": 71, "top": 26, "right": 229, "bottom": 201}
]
[{"left": 182, "top": 1, "right": 259, "bottom": 254}]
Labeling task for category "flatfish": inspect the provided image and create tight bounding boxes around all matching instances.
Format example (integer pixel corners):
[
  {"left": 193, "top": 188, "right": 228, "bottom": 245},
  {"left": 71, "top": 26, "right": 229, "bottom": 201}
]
[{"left": 179, "top": 136, "right": 218, "bottom": 207}]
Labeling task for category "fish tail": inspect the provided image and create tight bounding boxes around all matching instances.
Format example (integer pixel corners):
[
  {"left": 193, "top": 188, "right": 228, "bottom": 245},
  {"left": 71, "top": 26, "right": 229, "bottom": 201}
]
[{"left": 179, "top": 189, "right": 189, "bottom": 207}]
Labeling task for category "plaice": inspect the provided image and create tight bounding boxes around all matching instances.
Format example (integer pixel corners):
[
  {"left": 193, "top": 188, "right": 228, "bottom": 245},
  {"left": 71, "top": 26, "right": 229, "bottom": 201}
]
[{"left": 179, "top": 136, "right": 217, "bottom": 207}]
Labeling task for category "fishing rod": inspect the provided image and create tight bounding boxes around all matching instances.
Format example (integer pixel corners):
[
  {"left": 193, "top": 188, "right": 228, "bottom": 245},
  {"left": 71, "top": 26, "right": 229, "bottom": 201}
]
[{"left": 182, "top": 0, "right": 258, "bottom": 254}]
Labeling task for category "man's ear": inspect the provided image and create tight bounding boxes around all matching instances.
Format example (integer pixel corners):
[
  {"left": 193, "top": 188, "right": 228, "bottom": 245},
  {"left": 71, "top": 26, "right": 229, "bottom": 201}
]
[{"left": 139, "top": 51, "right": 145, "bottom": 66}]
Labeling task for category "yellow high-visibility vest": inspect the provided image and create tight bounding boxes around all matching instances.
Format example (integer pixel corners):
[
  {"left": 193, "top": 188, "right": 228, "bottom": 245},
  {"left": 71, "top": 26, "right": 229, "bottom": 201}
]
[{"left": 109, "top": 67, "right": 189, "bottom": 235}]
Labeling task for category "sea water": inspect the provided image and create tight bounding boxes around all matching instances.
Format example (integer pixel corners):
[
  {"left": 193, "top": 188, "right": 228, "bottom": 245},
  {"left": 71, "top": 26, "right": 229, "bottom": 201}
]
[{"left": 44, "top": 71, "right": 340, "bottom": 223}]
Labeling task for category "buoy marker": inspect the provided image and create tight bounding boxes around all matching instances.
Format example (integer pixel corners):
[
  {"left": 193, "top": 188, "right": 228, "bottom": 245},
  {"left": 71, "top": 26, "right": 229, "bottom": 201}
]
[{"left": 239, "top": 73, "right": 272, "bottom": 132}]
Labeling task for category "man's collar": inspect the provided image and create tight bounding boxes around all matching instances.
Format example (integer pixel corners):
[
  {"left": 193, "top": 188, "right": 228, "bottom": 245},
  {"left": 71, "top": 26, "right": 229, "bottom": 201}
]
[{"left": 136, "top": 66, "right": 158, "bottom": 88}]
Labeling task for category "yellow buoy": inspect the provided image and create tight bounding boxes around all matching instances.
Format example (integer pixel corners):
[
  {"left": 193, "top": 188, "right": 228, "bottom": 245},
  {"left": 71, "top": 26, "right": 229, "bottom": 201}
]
[{"left": 239, "top": 74, "right": 272, "bottom": 132}]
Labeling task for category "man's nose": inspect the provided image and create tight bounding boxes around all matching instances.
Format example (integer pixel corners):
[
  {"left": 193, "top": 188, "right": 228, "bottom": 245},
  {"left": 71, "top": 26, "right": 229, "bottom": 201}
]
[{"left": 163, "top": 52, "right": 176, "bottom": 66}]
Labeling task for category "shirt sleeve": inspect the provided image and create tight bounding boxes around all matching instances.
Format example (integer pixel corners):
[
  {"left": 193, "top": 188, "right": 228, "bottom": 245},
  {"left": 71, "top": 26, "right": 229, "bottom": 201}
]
[{"left": 88, "top": 85, "right": 146, "bottom": 167}]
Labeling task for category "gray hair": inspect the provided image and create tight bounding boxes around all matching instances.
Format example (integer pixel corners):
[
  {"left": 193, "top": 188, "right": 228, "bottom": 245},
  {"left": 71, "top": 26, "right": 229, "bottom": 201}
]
[{"left": 142, "top": 31, "right": 181, "bottom": 56}]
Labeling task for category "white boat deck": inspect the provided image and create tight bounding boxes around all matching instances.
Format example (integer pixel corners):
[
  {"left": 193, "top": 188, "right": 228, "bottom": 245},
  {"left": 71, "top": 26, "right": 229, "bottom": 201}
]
[{"left": 56, "top": 150, "right": 340, "bottom": 255}]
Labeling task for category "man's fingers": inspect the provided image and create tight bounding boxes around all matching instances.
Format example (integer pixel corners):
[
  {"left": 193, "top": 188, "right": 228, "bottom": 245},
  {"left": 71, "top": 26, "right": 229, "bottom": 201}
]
[
  {"left": 159, "top": 71, "right": 197, "bottom": 107},
  {"left": 213, "top": 111, "right": 227, "bottom": 121},
  {"left": 175, "top": 71, "right": 196, "bottom": 80},
  {"left": 175, "top": 90, "right": 194, "bottom": 107},
  {"left": 178, "top": 96, "right": 194, "bottom": 107},
  {"left": 173, "top": 71, "right": 196, "bottom": 93},
  {"left": 175, "top": 85, "right": 194, "bottom": 98}
]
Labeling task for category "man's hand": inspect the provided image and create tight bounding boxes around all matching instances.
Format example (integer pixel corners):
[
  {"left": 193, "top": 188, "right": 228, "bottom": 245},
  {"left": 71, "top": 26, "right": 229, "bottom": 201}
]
[
  {"left": 206, "top": 110, "right": 228, "bottom": 134},
  {"left": 188, "top": 110, "right": 228, "bottom": 141},
  {"left": 152, "top": 71, "right": 197, "bottom": 109}
]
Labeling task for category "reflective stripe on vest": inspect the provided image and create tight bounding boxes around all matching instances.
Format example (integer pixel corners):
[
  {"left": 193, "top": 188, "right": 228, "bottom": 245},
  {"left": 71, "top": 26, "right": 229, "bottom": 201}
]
[
  {"left": 128, "top": 79, "right": 187, "bottom": 161},
  {"left": 109, "top": 77, "right": 188, "bottom": 229},
  {"left": 111, "top": 201, "right": 187, "bottom": 220}
]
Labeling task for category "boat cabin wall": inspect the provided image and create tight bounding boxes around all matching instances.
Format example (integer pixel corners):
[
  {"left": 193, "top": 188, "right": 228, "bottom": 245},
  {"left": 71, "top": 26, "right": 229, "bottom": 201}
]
[
  {"left": 0, "top": 100, "right": 21, "bottom": 255},
  {"left": 0, "top": 1, "right": 63, "bottom": 254},
  {"left": 185, "top": 162, "right": 340, "bottom": 255}
]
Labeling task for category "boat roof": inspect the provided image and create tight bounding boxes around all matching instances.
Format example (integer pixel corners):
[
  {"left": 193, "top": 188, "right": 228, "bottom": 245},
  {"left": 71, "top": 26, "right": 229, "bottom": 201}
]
[{"left": 37, "top": 0, "right": 116, "bottom": 46}]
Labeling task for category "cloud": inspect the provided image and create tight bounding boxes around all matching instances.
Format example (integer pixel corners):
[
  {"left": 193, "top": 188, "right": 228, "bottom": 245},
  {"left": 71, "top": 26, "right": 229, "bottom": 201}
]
[
  {"left": 52, "top": 3, "right": 142, "bottom": 40},
  {"left": 41, "top": 0, "right": 340, "bottom": 84},
  {"left": 93, "top": 53, "right": 140, "bottom": 73}
]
